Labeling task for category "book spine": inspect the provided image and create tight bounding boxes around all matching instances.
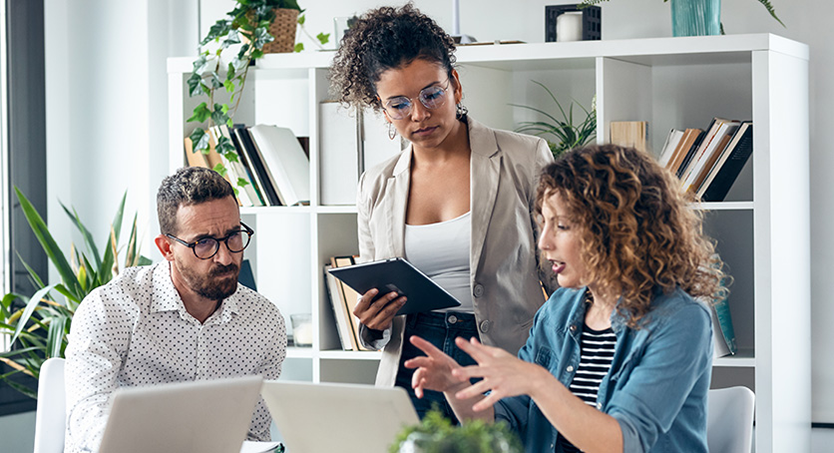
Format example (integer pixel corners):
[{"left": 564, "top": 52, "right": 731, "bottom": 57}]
[{"left": 701, "top": 125, "right": 754, "bottom": 202}]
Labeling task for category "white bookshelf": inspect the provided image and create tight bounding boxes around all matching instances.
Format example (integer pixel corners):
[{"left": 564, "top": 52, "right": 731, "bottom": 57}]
[{"left": 168, "top": 33, "right": 810, "bottom": 451}]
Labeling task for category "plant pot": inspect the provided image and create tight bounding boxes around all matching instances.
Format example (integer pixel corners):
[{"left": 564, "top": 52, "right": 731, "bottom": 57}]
[
  {"left": 263, "top": 8, "right": 299, "bottom": 53},
  {"left": 671, "top": 0, "right": 721, "bottom": 37}
]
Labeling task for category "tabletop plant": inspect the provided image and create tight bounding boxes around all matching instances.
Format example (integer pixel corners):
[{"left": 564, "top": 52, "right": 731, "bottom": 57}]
[
  {"left": 511, "top": 81, "right": 596, "bottom": 159},
  {"left": 187, "top": 0, "right": 328, "bottom": 196},
  {"left": 579, "top": 0, "right": 784, "bottom": 29},
  {"left": 0, "top": 189, "right": 150, "bottom": 398},
  {"left": 390, "top": 409, "right": 522, "bottom": 453}
]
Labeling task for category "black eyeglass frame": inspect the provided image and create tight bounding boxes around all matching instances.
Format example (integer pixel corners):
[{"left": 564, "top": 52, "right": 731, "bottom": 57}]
[{"left": 165, "top": 222, "right": 254, "bottom": 260}]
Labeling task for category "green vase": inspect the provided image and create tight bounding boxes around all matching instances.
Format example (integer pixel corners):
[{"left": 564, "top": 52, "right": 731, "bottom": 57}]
[{"left": 671, "top": 0, "right": 721, "bottom": 36}]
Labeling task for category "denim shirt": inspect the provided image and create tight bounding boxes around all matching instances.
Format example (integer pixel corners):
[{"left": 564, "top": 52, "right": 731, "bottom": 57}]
[{"left": 494, "top": 286, "right": 713, "bottom": 453}]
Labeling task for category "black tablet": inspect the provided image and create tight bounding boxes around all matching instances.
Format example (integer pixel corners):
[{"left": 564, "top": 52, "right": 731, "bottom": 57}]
[{"left": 327, "top": 257, "right": 461, "bottom": 315}]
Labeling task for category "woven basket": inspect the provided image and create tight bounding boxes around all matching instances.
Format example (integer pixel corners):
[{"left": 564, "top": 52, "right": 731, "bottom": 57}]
[{"left": 263, "top": 8, "right": 299, "bottom": 54}]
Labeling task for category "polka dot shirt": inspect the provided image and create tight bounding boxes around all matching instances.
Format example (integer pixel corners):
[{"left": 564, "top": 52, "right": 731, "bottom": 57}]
[{"left": 64, "top": 261, "right": 287, "bottom": 453}]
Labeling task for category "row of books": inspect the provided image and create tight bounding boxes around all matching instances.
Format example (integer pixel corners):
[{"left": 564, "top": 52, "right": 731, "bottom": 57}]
[
  {"left": 184, "top": 123, "right": 311, "bottom": 207},
  {"left": 324, "top": 256, "right": 371, "bottom": 351},
  {"left": 658, "top": 117, "right": 753, "bottom": 202}
]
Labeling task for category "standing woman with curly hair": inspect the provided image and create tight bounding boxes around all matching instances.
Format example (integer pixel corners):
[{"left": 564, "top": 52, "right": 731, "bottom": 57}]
[
  {"left": 406, "top": 144, "right": 727, "bottom": 452},
  {"left": 329, "top": 4, "right": 556, "bottom": 421}
]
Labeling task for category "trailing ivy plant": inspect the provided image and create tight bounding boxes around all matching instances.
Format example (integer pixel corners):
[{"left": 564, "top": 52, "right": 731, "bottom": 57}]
[
  {"left": 187, "top": 0, "right": 328, "bottom": 195},
  {"left": 0, "top": 189, "right": 151, "bottom": 398},
  {"left": 511, "top": 81, "right": 597, "bottom": 159}
]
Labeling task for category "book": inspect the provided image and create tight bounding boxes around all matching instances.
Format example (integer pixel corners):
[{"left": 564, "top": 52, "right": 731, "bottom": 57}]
[
  {"left": 681, "top": 119, "right": 740, "bottom": 194},
  {"left": 666, "top": 128, "right": 703, "bottom": 174},
  {"left": 330, "top": 256, "right": 371, "bottom": 351},
  {"left": 711, "top": 293, "right": 738, "bottom": 358},
  {"left": 676, "top": 129, "right": 707, "bottom": 179},
  {"left": 609, "top": 121, "right": 649, "bottom": 154},
  {"left": 699, "top": 122, "right": 754, "bottom": 201},
  {"left": 183, "top": 137, "right": 210, "bottom": 168},
  {"left": 233, "top": 125, "right": 282, "bottom": 207},
  {"left": 248, "top": 124, "right": 311, "bottom": 207},
  {"left": 677, "top": 117, "right": 720, "bottom": 182},
  {"left": 223, "top": 124, "right": 266, "bottom": 206},
  {"left": 210, "top": 126, "right": 262, "bottom": 207},
  {"left": 658, "top": 129, "right": 684, "bottom": 167},
  {"left": 324, "top": 264, "right": 356, "bottom": 351},
  {"left": 319, "top": 102, "right": 359, "bottom": 206}
]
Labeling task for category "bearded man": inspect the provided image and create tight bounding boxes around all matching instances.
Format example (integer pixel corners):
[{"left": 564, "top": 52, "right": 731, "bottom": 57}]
[{"left": 64, "top": 166, "right": 286, "bottom": 453}]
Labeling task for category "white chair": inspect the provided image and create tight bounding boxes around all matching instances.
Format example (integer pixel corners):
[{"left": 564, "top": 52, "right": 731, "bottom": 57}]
[
  {"left": 707, "top": 386, "right": 755, "bottom": 453},
  {"left": 33, "top": 357, "right": 66, "bottom": 453}
]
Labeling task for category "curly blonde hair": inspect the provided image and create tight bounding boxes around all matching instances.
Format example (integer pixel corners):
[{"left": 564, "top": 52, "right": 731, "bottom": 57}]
[
  {"left": 328, "top": 3, "right": 457, "bottom": 112},
  {"left": 535, "top": 144, "right": 727, "bottom": 327}
]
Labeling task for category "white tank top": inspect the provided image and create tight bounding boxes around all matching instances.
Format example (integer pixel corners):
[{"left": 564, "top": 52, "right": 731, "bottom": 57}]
[{"left": 404, "top": 211, "right": 473, "bottom": 313}]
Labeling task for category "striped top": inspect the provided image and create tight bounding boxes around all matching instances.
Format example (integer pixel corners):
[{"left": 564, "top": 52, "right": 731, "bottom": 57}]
[{"left": 557, "top": 323, "right": 617, "bottom": 452}]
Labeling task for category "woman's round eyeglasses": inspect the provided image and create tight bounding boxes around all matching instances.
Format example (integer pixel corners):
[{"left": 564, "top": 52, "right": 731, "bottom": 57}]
[
  {"left": 166, "top": 222, "right": 254, "bottom": 260},
  {"left": 381, "top": 78, "right": 451, "bottom": 120}
]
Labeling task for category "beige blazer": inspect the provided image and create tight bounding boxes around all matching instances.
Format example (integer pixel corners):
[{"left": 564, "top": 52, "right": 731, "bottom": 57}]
[{"left": 356, "top": 117, "right": 557, "bottom": 387}]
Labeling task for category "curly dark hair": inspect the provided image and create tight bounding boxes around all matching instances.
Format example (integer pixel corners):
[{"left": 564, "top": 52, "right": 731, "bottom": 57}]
[
  {"left": 535, "top": 144, "right": 728, "bottom": 327},
  {"left": 329, "top": 3, "right": 457, "bottom": 112},
  {"left": 157, "top": 166, "right": 235, "bottom": 236}
]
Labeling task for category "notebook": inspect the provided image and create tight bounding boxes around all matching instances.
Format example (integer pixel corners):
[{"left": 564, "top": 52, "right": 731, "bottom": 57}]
[
  {"left": 261, "top": 380, "right": 420, "bottom": 453},
  {"left": 98, "top": 375, "right": 264, "bottom": 453}
]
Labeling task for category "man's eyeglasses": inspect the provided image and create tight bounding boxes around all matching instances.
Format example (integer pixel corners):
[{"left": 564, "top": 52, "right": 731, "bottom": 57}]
[
  {"left": 380, "top": 78, "right": 451, "bottom": 120},
  {"left": 166, "top": 222, "right": 254, "bottom": 260}
]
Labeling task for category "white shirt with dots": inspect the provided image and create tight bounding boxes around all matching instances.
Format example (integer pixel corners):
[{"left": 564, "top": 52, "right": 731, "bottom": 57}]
[{"left": 64, "top": 261, "right": 287, "bottom": 453}]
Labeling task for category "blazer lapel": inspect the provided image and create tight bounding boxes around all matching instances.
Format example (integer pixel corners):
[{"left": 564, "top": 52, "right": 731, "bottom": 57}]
[
  {"left": 387, "top": 146, "right": 412, "bottom": 257},
  {"left": 468, "top": 119, "right": 501, "bottom": 276}
]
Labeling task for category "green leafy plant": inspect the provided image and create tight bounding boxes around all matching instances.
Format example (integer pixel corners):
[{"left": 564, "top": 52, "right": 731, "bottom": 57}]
[
  {"left": 0, "top": 189, "right": 151, "bottom": 398},
  {"left": 389, "top": 409, "right": 523, "bottom": 453},
  {"left": 187, "top": 0, "right": 329, "bottom": 194},
  {"left": 579, "top": 0, "right": 784, "bottom": 29},
  {"left": 511, "top": 81, "right": 596, "bottom": 158}
]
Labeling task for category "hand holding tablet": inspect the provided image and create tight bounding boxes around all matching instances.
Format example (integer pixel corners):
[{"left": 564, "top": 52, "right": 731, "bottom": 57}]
[{"left": 328, "top": 258, "right": 461, "bottom": 318}]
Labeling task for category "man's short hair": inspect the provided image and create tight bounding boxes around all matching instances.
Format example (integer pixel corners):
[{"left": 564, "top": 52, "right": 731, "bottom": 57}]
[{"left": 157, "top": 166, "right": 235, "bottom": 235}]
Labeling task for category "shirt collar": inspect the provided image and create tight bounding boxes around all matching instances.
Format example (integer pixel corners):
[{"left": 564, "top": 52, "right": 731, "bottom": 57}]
[{"left": 150, "top": 261, "right": 241, "bottom": 323}]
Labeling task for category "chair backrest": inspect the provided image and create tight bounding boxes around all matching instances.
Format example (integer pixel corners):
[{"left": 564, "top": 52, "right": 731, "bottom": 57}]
[
  {"left": 707, "top": 386, "right": 755, "bottom": 453},
  {"left": 33, "top": 357, "right": 66, "bottom": 453}
]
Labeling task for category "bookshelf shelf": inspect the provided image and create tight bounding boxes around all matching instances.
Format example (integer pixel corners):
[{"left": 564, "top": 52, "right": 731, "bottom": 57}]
[
  {"left": 713, "top": 349, "right": 756, "bottom": 368},
  {"left": 168, "top": 33, "right": 810, "bottom": 451}
]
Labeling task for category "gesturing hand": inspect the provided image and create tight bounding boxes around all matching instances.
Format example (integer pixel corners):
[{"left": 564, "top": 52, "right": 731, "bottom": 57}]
[
  {"left": 404, "top": 335, "right": 470, "bottom": 398},
  {"left": 451, "top": 337, "right": 551, "bottom": 412}
]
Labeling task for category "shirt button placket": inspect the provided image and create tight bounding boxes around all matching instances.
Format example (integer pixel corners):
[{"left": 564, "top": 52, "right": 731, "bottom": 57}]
[{"left": 196, "top": 326, "right": 207, "bottom": 379}]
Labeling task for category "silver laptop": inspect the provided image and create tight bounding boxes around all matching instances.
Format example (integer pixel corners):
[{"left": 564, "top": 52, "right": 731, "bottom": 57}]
[
  {"left": 261, "top": 380, "right": 419, "bottom": 453},
  {"left": 98, "top": 375, "right": 264, "bottom": 453}
]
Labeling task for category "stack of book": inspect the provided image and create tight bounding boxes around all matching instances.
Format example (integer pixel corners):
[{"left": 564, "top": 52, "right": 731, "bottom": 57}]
[
  {"left": 324, "top": 256, "right": 372, "bottom": 351},
  {"left": 657, "top": 117, "right": 753, "bottom": 202},
  {"left": 183, "top": 124, "right": 311, "bottom": 207},
  {"left": 610, "top": 121, "right": 649, "bottom": 154}
]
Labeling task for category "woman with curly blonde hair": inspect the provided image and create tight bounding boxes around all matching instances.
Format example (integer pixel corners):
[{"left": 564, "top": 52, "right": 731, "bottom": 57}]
[
  {"left": 407, "top": 144, "right": 727, "bottom": 452},
  {"left": 329, "top": 4, "right": 557, "bottom": 422}
]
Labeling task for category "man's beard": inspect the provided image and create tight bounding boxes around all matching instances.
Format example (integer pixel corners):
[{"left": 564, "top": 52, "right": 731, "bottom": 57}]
[{"left": 179, "top": 261, "right": 240, "bottom": 301}]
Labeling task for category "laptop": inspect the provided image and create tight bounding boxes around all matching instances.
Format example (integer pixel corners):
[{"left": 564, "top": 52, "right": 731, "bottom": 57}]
[
  {"left": 261, "top": 380, "right": 420, "bottom": 453},
  {"left": 98, "top": 375, "right": 264, "bottom": 453}
]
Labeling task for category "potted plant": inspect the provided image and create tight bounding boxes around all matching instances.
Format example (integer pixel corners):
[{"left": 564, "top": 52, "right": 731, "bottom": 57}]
[
  {"left": 390, "top": 409, "right": 523, "bottom": 453},
  {"left": 0, "top": 189, "right": 150, "bottom": 398},
  {"left": 511, "top": 81, "right": 596, "bottom": 158},
  {"left": 579, "top": 0, "right": 784, "bottom": 35},
  {"left": 186, "top": 0, "right": 328, "bottom": 197}
]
